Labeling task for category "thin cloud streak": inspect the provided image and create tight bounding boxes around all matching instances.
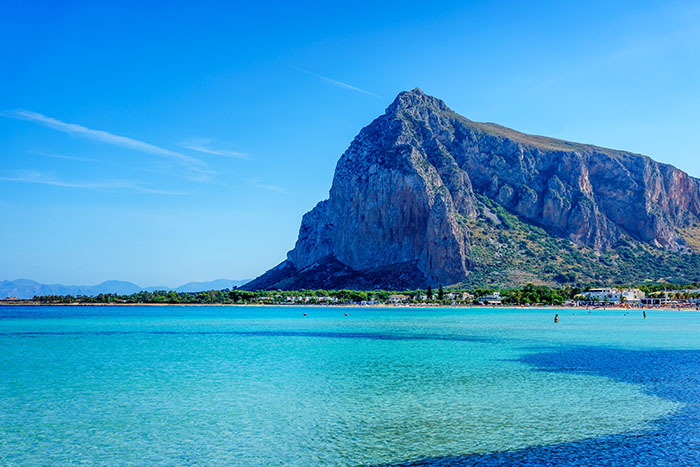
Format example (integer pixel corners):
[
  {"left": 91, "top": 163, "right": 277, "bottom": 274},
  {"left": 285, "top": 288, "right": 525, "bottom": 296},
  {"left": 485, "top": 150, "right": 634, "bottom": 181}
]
[
  {"left": 30, "top": 150, "right": 99, "bottom": 163},
  {"left": 295, "top": 68, "right": 381, "bottom": 98},
  {"left": 181, "top": 138, "right": 250, "bottom": 159},
  {"left": 249, "top": 178, "right": 285, "bottom": 192},
  {"left": 3, "top": 110, "right": 214, "bottom": 182},
  {"left": 0, "top": 171, "right": 185, "bottom": 195}
]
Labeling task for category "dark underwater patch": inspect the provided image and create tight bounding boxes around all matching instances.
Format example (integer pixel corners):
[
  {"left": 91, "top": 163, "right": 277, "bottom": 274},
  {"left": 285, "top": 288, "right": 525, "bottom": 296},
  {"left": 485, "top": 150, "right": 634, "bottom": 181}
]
[{"left": 378, "top": 347, "right": 700, "bottom": 466}]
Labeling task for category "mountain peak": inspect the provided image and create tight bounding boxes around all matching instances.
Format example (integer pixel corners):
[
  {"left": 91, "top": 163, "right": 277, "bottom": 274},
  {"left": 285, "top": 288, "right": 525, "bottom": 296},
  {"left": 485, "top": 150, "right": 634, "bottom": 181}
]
[{"left": 387, "top": 88, "right": 449, "bottom": 115}]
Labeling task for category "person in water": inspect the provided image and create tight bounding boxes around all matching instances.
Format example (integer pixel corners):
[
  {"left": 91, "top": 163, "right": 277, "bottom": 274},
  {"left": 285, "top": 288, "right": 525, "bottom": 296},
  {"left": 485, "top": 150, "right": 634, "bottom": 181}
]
[
  {"left": 643, "top": 311, "right": 647, "bottom": 319},
  {"left": 554, "top": 314, "right": 559, "bottom": 323}
]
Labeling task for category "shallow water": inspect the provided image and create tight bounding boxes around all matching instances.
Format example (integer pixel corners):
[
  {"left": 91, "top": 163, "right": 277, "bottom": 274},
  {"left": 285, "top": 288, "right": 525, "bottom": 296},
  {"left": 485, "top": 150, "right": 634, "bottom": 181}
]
[{"left": 0, "top": 306, "right": 698, "bottom": 465}]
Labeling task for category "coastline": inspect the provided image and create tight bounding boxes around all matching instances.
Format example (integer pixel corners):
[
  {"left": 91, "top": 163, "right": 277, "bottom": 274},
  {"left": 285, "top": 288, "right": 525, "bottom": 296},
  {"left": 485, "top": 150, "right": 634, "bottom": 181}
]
[{"left": 0, "top": 301, "right": 697, "bottom": 312}]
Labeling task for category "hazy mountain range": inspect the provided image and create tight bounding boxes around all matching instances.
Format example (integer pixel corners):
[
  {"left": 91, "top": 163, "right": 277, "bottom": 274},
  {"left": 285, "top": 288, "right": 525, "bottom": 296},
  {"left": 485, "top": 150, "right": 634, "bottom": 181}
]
[
  {"left": 245, "top": 89, "right": 700, "bottom": 290},
  {"left": 0, "top": 279, "right": 250, "bottom": 299}
]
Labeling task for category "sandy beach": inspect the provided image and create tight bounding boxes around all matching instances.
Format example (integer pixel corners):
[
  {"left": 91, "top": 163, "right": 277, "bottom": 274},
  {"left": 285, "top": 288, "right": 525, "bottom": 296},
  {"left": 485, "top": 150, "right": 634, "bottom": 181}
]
[{"left": 1, "top": 300, "right": 697, "bottom": 312}]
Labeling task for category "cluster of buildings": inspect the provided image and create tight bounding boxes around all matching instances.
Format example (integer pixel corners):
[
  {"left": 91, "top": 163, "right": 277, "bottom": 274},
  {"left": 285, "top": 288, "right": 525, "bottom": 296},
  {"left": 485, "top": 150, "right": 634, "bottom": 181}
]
[
  {"left": 284, "top": 295, "right": 338, "bottom": 303},
  {"left": 638, "top": 289, "right": 700, "bottom": 306},
  {"left": 574, "top": 287, "right": 700, "bottom": 307},
  {"left": 249, "top": 295, "right": 342, "bottom": 304},
  {"left": 575, "top": 288, "right": 646, "bottom": 305},
  {"left": 389, "top": 292, "right": 483, "bottom": 304},
  {"left": 387, "top": 292, "right": 496, "bottom": 305},
  {"left": 247, "top": 287, "right": 700, "bottom": 307}
]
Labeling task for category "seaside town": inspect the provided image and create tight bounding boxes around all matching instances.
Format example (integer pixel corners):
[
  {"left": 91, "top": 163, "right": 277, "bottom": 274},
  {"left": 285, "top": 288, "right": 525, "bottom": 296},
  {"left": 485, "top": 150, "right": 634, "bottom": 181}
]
[
  {"left": 3, "top": 284, "right": 700, "bottom": 309},
  {"left": 231, "top": 287, "right": 700, "bottom": 308}
]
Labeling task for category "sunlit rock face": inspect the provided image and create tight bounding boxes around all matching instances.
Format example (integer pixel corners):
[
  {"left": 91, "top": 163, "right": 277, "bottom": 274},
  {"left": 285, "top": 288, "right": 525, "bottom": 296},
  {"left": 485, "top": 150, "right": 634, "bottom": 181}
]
[{"left": 245, "top": 89, "right": 700, "bottom": 290}]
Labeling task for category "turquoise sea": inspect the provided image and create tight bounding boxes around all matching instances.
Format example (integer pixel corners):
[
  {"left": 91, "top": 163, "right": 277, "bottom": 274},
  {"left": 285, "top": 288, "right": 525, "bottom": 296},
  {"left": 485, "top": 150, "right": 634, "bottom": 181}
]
[{"left": 1, "top": 306, "right": 699, "bottom": 465}]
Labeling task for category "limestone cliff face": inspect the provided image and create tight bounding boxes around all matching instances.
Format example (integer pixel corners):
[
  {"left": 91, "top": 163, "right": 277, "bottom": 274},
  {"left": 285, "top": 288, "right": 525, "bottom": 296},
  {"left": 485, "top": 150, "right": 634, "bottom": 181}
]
[
  {"left": 245, "top": 89, "right": 700, "bottom": 290},
  {"left": 286, "top": 90, "right": 477, "bottom": 286},
  {"left": 457, "top": 125, "right": 700, "bottom": 250}
]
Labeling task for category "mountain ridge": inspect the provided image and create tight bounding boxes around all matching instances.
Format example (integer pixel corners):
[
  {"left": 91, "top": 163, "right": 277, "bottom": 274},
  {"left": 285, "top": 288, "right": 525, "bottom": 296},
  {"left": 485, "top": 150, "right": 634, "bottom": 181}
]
[
  {"left": 245, "top": 88, "right": 700, "bottom": 290},
  {"left": 0, "top": 278, "right": 250, "bottom": 299}
]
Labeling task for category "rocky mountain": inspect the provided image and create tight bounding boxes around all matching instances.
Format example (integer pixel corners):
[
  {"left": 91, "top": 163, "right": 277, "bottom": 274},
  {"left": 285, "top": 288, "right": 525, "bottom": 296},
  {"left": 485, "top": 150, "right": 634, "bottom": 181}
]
[{"left": 245, "top": 89, "right": 700, "bottom": 290}]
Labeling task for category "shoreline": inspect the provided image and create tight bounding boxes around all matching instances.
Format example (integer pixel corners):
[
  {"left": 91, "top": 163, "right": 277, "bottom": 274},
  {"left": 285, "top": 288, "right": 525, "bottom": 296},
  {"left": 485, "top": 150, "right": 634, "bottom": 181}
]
[{"left": 0, "top": 301, "right": 697, "bottom": 312}]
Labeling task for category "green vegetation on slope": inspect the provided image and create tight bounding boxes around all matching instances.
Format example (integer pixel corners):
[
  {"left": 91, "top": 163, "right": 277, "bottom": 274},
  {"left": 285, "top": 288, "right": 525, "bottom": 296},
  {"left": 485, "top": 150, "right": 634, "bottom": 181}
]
[{"left": 458, "top": 195, "right": 700, "bottom": 288}]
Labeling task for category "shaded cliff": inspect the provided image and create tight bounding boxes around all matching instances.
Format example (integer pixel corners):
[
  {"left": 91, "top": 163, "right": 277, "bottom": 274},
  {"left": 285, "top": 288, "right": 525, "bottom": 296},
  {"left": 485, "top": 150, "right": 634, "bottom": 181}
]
[{"left": 245, "top": 89, "right": 700, "bottom": 290}]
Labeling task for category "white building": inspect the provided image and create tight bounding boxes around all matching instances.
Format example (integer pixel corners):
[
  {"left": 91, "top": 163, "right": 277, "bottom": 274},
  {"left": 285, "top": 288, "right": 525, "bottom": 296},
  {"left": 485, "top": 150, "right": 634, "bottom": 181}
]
[
  {"left": 579, "top": 288, "right": 645, "bottom": 304},
  {"left": 479, "top": 292, "right": 502, "bottom": 305},
  {"left": 388, "top": 294, "right": 408, "bottom": 304},
  {"left": 580, "top": 288, "right": 621, "bottom": 302},
  {"left": 620, "top": 288, "right": 645, "bottom": 303},
  {"left": 360, "top": 299, "right": 380, "bottom": 305},
  {"left": 641, "top": 292, "right": 672, "bottom": 306}
]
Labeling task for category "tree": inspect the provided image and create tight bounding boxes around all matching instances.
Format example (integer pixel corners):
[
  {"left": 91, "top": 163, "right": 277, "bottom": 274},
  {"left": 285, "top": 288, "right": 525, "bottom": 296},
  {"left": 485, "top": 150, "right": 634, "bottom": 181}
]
[
  {"left": 438, "top": 284, "right": 444, "bottom": 300},
  {"left": 427, "top": 285, "right": 433, "bottom": 300},
  {"left": 167, "top": 291, "right": 180, "bottom": 303}
]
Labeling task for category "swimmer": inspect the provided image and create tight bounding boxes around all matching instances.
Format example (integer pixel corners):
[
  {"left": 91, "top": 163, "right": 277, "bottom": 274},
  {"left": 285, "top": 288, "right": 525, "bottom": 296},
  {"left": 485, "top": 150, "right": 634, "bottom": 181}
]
[{"left": 554, "top": 314, "right": 559, "bottom": 323}]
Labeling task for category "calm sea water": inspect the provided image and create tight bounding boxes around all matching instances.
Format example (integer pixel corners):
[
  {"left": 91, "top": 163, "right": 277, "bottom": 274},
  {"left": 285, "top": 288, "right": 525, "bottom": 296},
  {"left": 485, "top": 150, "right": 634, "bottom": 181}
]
[{"left": 0, "top": 306, "right": 698, "bottom": 466}]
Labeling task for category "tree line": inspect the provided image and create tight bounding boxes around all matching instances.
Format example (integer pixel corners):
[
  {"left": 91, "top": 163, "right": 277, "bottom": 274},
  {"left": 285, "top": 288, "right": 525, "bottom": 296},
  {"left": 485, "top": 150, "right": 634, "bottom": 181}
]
[{"left": 25, "top": 282, "right": 700, "bottom": 306}]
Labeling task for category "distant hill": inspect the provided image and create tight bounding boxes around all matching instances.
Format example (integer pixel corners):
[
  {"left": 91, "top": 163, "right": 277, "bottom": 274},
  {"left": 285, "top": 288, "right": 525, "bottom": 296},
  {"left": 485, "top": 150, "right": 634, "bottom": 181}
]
[
  {"left": 0, "top": 278, "right": 250, "bottom": 299},
  {"left": 0, "top": 279, "right": 142, "bottom": 299},
  {"left": 175, "top": 279, "right": 250, "bottom": 292}
]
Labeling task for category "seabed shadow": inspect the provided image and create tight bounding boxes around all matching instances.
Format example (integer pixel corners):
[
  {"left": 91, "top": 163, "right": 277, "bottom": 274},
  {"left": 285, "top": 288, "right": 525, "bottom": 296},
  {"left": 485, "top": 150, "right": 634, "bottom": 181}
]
[{"left": 373, "top": 347, "right": 700, "bottom": 466}]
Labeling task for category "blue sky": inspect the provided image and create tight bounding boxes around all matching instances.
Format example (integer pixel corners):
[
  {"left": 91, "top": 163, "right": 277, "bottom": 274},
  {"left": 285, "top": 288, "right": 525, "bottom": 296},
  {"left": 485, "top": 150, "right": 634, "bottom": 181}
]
[{"left": 2, "top": 0, "right": 699, "bottom": 287}]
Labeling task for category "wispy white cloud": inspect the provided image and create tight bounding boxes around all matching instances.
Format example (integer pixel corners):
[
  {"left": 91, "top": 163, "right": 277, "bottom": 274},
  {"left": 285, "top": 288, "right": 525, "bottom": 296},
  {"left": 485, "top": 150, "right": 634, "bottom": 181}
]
[
  {"left": 295, "top": 68, "right": 381, "bottom": 98},
  {"left": 249, "top": 178, "right": 285, "bottom": 192},
  {"left": 180, "top": 138, "right": 250, "bottom": 159},
  {"left": 30, "top": 150, "right": 99, "bottom": 163},
  {"left": 3, "top": 110, "right": 214, "bottom": 181},
  {"left": 0, "top": 171, "right": 185, "bottom": 195}
]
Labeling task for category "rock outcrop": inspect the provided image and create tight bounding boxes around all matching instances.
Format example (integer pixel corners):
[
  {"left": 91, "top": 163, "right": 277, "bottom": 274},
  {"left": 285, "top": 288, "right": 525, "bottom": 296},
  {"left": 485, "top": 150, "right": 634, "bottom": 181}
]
[{"left": 244, "top": 89, "right": 700, "bottom": 290}]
